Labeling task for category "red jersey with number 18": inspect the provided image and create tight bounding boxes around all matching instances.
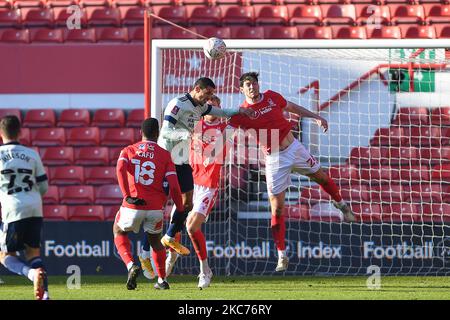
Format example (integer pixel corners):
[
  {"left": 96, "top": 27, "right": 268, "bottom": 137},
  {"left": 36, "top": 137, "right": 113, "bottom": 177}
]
[{"left": 117, "top": 140, "right": 177, "bottom": 210}]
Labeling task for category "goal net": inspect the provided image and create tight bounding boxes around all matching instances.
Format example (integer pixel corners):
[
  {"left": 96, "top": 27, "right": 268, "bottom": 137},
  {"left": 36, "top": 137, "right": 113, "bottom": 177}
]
[{"left": 150, "top": 39, "right": 450, "bottom": 276}]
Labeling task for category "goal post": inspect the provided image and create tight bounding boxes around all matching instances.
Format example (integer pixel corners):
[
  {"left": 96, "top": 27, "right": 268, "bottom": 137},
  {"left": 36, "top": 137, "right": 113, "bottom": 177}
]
[{"left": 148, "top": 38, "right": 450, "bottom": 276}]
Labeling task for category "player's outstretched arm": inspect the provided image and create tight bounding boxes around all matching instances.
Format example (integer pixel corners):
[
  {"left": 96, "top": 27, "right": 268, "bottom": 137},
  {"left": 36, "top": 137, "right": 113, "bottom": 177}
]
[
  {"left": 116, "top": 153, "right": 131, "bottom": 199},
  {"left": 207, "top": 105, "right": 256, "bottom": 118},
  {"left": 285, "top": 101, "right": 328, "bottom": 133}
]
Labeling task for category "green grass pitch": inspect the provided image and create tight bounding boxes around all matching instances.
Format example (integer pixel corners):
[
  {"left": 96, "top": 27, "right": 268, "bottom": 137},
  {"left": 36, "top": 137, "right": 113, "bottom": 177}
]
[{"left": 1, "top": 275, "right": 450, "bottom": 300}]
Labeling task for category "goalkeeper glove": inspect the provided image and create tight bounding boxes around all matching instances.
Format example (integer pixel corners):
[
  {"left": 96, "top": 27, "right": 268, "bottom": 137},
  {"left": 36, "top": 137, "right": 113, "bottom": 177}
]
[{"left": 125, "top": 196, "right": 147, "bottom": 206}]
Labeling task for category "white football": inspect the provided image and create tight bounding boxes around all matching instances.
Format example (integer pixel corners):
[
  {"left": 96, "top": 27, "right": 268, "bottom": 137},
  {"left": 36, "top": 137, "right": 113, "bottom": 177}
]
[{"left": 203, "top": 37, "right": 226, "bottom": 60}]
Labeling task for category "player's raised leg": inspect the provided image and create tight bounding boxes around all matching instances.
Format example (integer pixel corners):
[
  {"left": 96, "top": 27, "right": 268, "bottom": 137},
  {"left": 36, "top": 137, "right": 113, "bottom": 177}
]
[
  {"left": 161, "top": 189, "right": 193, "bottom": 256},
  {"left": 187, "top": 212, "right": 212, "bottom": 289},
  {"left": 138, "top": 234, "right": 155, "bottom": 280},
  {"left": 307, "top": 169, "right": 356, "bottom": 222}
]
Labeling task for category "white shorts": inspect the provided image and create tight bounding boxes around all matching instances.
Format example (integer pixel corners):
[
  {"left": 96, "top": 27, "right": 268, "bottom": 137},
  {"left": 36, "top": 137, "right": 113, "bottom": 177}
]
[
  {"left": 115, "top": 206, "right": 163, "bottom": 234},
  {"left": 265, "top": 139, "right": 321, "bottom": 196},
  {"left": 191, "top": 184, "right": 218, "bottom": 220}
]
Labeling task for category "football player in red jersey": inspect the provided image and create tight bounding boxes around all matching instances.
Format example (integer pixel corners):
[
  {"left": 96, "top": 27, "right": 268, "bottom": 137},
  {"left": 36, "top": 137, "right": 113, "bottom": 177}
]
[
  {"left": 113, "top": 118, "right": 185, "bottom": 290},
  {"left": 228, "top": 72, "right": 356, "bottom": 272},
  {"left": 165, "top": 95, "right": 227, "bottom": 289}
]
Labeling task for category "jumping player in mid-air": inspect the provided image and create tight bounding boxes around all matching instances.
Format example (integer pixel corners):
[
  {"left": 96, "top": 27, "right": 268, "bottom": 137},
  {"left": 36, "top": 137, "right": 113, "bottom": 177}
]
[{"left": 227, "top": 72, "right": 356, "bottom": 272}]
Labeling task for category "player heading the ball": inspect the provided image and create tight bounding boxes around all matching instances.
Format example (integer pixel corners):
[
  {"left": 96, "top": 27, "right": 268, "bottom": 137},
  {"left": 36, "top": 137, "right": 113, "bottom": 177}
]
[{"left": 227, "top": 72, "right": 356, "bottom": 272}]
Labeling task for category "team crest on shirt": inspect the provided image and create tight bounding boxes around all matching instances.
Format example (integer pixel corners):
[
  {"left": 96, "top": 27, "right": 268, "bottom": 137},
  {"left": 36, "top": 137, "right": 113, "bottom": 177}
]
[
  {"left": 138, "top": 144, "right": 146, "bottom": 150},
  {"left": 249, "top": 109, "right": 260, "bottom": 120},
  {"left": 171, "top": 105, "right": 180, "bottom": 115}
]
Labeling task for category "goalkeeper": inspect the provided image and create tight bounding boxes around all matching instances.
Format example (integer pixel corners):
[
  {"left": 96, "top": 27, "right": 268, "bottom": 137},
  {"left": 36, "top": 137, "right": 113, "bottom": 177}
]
[
  {"left": 227, "top": 72, "right": 356, "bottom": 272},
  {"left": 156, "top": 77, "right": 254, "bottom": 256}
]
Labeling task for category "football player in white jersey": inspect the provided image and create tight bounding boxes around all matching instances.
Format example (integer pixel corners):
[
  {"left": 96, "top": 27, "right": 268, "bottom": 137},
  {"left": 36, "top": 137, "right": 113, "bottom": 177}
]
[
  {"left": 0, "top": 115, "right": 49, "bottom": 300},
  {"left": 139, "top": 77, "right": 254, "bottom": 273}
]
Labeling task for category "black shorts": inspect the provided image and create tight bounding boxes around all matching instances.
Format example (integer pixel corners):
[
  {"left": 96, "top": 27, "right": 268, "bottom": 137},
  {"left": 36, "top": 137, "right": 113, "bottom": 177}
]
[
  {"left": 175, "top": 164, "right": 194, "bottom": 193},
  {"left": 0, "top": 217, "right": 43, "bottom": 252}
]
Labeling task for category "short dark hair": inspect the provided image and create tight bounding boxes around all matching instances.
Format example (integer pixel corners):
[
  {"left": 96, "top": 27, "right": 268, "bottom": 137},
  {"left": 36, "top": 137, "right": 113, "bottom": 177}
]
[
  {"left": 239, "top": 72, "right": 259, "bottom": 88},
  {"left": 194, "top": 77, "right": 216, "bottom": 89},
  {"left": 0, "top": 115, "right": 21, "bottom": 140},
  {"left": 141, "top": 117, "right": 159, "bottom": 139}
]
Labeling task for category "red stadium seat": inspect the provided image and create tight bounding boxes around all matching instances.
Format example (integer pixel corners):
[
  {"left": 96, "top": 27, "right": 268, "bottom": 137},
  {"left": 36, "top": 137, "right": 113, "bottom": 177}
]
[
  {"left": 195, "top": 26, "right": 231, "bottom": 39},
  {"left": 57, "top": 109, "right": 91, "bottom": 127},
  {"left": 327, "top": 165, "right": 359, "bottom": 186},
  {"left": 287, "top": 4, "right": 322, "bottom": 25},
  {"left": 0, "top": 8, "right": 22, "bottom": 27},
  {"left": 404, "top": 183, "right": 444, "bottom": 203},
  {"left": 370, "top": 184, "right": 404, "bottom": 204},
  {"left": 119, "top": 6, "right": 145, "bottom": 26},
  {"left": 53, "top": 7, "right": 87, "bottom": 28},
  {"left": 23, "top": 109, "right": 56, "bottom": 128},
  {"left": 43, "top": 185, "right": 60, "bottom": 204},
  {"left": 68, "top": 205, "right": 105, "bottom": 221},
  {"left": 254, "top": 5, "right": 289, "bottom": 25},
  {"left": 340, "top": 184, "right": 370, "bottom": 203},
  {"left": 31, "top": 128, "right": 66, "bottom": 146},
  {"left": 349, "top": 146, "right": 387, "bottom": 166},
  {"left": 31, "top": 28, "right": 64, "bottom": 43},
  {"left": 86, "top": 6, "right": 121, "bottom": 26},
  {"left": 43, "top": 205, "right": 68, "bottom": 221},
  {"left": 19, "top": 128, "right": 31, "bottom": 146},
  {"left": 298, "top": 25, "right": 332, "bottom": 39},
  {"left": 392, "top": 107, "right": 430, "bottom": 126},
  {"left": 186, "top": 5, "right": 222, "bottom": 25},
  {"left": 331, "top": 25, "right": 367, "bottom": 39},
  {"left": 49, "top": 166, "right": 85, "bottom": 185},
  {"left": 421, "top": 203, "right": 450, "bottom": 223},
  {"left": 431, "top": 163, "right": 450, "bottom": 182},
  {"left": 430, "top": 107, "right": 450, "bottom": 126},
  {"left": 108, "top": 147, "right": 123, "bottom": 165},
  {"left": 221, "top": 5, "right": 255, "bottom": 25},
  {"left": 60, "top": 185, "right": 95, "bottom": 204},
  {"left": 100, "top": 128, "right": 135, "bottom": 146},
  {"left": 40, "top": 146, "right": 74, "bottom": 165},
  {"left": 424, "top": 4, "right": 450, "bottom": 24},
  {"left": 421, "top": 146, "right": 450, "bottom": 165},
  {"left": 351, "top": 203, "right": 382, "bottom": 223},
  {"left": 103, "top": 205, "right": 119, "bottom": 221},
  {"left": 0, "top": 109, "right": 22, "bottom": 122},
  {"left": 1, "top": 29, "right": 30, "bottom": 43},
  {"left": 94, "top": 184, "right": 123, "bottom": 205},
  {"left": 85, "top": 166, "right": 117, "bottom": 185},
  {"left": 355, "top": 4, "right": 390, "bottom": 25},
  {"left": 398, "top": 164, "right": 431, "bottom": 183},
  {"left": 381, "top": 203, "right": 419, "bottom": 223},
  {"left": 370, "top": 127, "right": 407, "bottom": 146},
  {"left": 400, "top": 25, "right": 436, "bottom": 39},
  {"left": 230, "top": 26, "right": 264, "bottom": 38},
  {"left": 366, "top": 25, "right": 401, "bottom": 39},
  {"left": 390, "top": 4, "right": 425, "bottom": 24},
  {"left": 385, "top": 146, "right": 420, "bottom": 165},
  {"left": 64, "top": 28, "right": 96, "bottom": 43},
  {"left": 321, "top": 4, "right": 356, "bottom": 25},
  {"left": 66, "top": 127, "right": 100, "bottom": 146},
  {"left": 79, "top": 0, "right": 110, "bottom": 6},
  {"left": 96, "top": 27, "right": 129, "bottom": 42},
  {"left": 152, "top": 5, "right": 187, "bottom": 26},
  {"left": 114, "top": 0, "right": 144, "bottom": 5},
  {"left": 74, "top": 146, "right": 109, "bottom": 165},
  {"left": 405, "top": 126, "right": 442, "bottom": 147},
  {"left": 48, "top": 0, "right": 81, "bottom": 7},
  {"left": 126, "top": 109, "right": 145, "bottom": 128},
  {"left": 300, "top": 185, "right": 332, "bottom": 205},
  {"left": 92, "top": 109, "right": 125, "bottom": 127},
  {"left": 359, "top": 165, "right": 397, "bottom": 185},
  {"left": 264, "top": 25, "right": 298, "bottom": 38},
  {"left": 21, "top": 7, "right": 54, "bottom": 27},
  {"left": 436, "top": 24, "right": 450, "bottom": 38},
  {"left": 163, "top": 26, "right": 199, "bottom": 39}
]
